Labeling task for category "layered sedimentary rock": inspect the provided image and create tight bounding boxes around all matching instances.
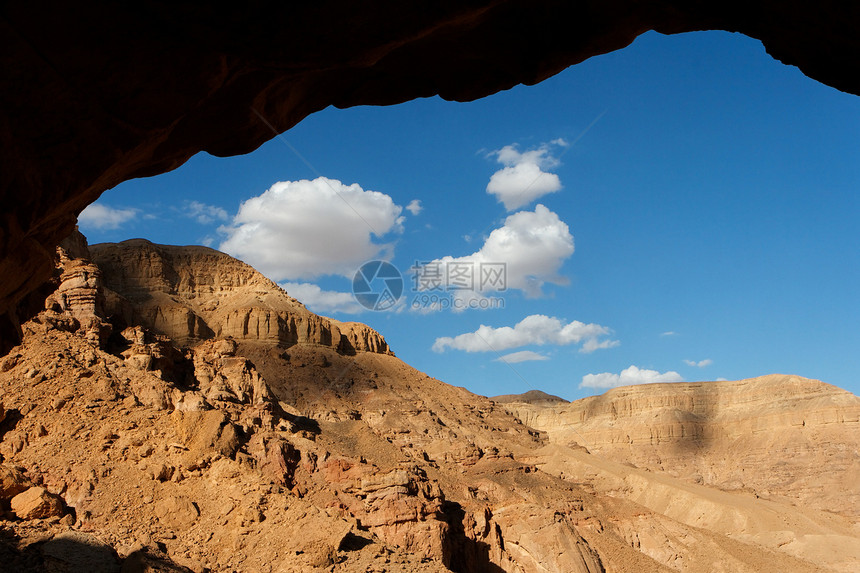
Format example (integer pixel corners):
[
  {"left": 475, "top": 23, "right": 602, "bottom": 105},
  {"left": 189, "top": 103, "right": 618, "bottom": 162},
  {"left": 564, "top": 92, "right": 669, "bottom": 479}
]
[
  {"left": 502, "top": 375, "right": 860, "bottom": 517},
  {"left": 1, "top": 1, "right": 859, "bottom": 336},
  {"left": 89, "top": 238, "right": 389, "bottom": 355}
]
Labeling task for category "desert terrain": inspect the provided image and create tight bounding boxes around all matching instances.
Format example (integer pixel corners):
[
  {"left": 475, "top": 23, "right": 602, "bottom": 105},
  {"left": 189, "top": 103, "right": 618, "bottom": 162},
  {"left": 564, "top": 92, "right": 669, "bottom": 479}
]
[{"left": 0, "top": 231, "right": 857, "bottom": 572}]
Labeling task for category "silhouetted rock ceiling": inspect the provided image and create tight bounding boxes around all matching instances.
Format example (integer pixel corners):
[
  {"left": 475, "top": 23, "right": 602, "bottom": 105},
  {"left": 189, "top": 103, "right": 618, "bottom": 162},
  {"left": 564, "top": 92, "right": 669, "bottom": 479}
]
[{"left": 0, "top": 1, "right": 857, "bottom": 344}]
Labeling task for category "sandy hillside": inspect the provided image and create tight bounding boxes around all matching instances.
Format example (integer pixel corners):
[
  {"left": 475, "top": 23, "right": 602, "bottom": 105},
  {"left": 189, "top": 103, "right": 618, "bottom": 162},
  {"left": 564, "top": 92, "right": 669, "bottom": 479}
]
[{"left": 0, "top": 231, "right": 856, "bottom": 572}]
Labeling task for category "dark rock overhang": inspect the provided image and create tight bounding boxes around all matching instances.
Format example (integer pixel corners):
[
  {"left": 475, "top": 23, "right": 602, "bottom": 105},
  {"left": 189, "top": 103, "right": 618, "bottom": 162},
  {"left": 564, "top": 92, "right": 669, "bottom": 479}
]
[{"left": 0, "top": 1, "right": 857, "bottom": 345}]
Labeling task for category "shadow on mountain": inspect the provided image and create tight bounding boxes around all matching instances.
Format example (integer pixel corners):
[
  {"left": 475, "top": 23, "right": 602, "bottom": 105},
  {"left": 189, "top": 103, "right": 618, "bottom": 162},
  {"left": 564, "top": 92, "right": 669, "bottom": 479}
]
[
  {"left": 0, "top": 407, "right": 22, "bottom": 441},
  {"left": 338, "top": 531, "right": 374, "bottom": 551},
  {"left": 443, "top": 501, "right": 506, "bottom": 573},
  {"left": 0, "top": 527, "right": 193, "bottom": 572},
  {"left": 664, "top": 384, "right": 718, "bottom": 461}
]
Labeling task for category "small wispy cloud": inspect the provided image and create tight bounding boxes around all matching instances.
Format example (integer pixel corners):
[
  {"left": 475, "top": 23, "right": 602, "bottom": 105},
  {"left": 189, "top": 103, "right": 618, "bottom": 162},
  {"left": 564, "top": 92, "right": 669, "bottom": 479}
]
[
  {"left": 494, "top": 350, "right": 550, "bottom": 364},
  {"left": 661, "top": 331, "right": 678, "bottom": 337},
  {"left": 582, "top": 338, "right": 621, "bottom": 353},
  {"left": 184, "top": 201, "right": 229, "bottom": 225},
  {"left": 683, "top": 358, "right": 713, "bottom": 368},
  {"left": 433, "top": 314, "right": 617, "bottom": 354},
  {"left": 281, "top": 282, "right": 365, "bottom": 315},
  {"left": 405, "top": 199, "right": 423, "bottom": 215},
  {"left": 78, "top": 203, "right": 139, "bottom": 230}
]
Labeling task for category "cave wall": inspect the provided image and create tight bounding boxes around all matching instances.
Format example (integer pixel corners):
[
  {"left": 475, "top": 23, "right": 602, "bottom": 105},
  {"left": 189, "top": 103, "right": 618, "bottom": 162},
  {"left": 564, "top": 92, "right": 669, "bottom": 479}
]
[{"left": 1, "top": 1, "right": 858, "bottom": 345}]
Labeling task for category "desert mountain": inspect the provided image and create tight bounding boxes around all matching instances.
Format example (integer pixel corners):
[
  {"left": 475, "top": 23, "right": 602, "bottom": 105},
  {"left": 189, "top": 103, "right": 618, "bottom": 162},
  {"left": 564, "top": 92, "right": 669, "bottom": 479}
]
[
  {"left": 501, "top": 376, "right": 860, "bottom": 517},
  {"left": 89, "top": 239, "right": 388, "bottom": 355},
  {"left": 0, "top": 231, "right": 857, "bottom": 572},
  {"left": 493, "top": 390, "right": 569, "bottom": 406}
]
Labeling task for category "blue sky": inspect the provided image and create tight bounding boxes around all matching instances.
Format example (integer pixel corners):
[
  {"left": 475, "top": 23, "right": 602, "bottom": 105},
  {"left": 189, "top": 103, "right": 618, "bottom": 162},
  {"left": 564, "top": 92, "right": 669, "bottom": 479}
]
[{"left": 79, "top": 31, "right": 859, "bottom": 400}]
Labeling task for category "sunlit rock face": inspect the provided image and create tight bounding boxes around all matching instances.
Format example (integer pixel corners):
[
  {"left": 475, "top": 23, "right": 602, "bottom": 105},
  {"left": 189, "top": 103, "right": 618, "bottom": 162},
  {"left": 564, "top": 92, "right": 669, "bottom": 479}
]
[
  {"left": 89, "top": 238, "right": 391, "bottom": 355},
  {"left": 0, "top": 1, "right": 857, "bottom": 346},
  {"left": 502, "top": 375, "right": 860, "bottom": 517}
]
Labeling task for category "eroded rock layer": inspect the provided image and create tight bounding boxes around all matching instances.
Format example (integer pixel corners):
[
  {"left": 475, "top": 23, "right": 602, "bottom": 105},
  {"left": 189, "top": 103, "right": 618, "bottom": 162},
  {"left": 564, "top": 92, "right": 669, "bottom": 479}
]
[
  {"left": 89, "top": 238, "right": 389, "bottom": 355},
  {"left": 501, "top": 376, "right": 860, "bottom": 517}
]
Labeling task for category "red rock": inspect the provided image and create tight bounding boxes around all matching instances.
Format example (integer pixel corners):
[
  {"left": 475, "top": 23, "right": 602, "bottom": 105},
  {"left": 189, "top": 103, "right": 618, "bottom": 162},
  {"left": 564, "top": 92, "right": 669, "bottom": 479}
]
[
  {"left": 154, "top": 496, "right": 199, "bottom": 530},
  {"left": 0, "top": 465, "right": 30, "bottom": 499},
  {"left": 10, "top": 486, "right": 65, "bottom": 520}
]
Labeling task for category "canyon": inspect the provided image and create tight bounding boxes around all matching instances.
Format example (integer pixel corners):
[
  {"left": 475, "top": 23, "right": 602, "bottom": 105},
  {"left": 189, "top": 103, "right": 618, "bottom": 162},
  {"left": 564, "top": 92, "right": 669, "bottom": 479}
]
[
  {"left": 0, "top": 231, "right": 856, "bottom": 572},
  {"left": 1, "top": 7, "right": 856, "bottom": 571}
]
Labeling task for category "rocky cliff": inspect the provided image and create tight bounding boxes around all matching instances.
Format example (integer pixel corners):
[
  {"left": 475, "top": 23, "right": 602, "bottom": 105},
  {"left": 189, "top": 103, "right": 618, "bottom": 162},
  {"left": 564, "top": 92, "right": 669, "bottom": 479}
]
[
  {"left": 89, "top": 238, "right": 389, "bottom": 355},
  {"left": 501, "top": 376, "right": 860, "bottom": 518}
]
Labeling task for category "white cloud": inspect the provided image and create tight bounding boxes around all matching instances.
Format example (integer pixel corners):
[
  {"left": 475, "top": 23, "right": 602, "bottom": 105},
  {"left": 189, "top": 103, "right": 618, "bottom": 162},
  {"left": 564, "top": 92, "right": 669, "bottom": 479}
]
[
  {"left": 486, "top": 141, "right": 565, "bottom": 210},
  {"left": 582, "top": 338, "right": 621, "bottom": 353},
  {"left": 418, "top": 204, "right": 573, "bottom": 299},
  {"left": 405, "top": 199, "right": 423, "bottom": 215},
  {"left": 661, "top": 331, "right": 678, "bottom": 337},
  {"left": 219, "top": 177, "right": 404, "bottom": 281},
  {"left": 683, "top": 358, "right": 713, "bottom": 368},
  {"left": 580, "top": 365, "right": 684, "bottom": 390},
  {"left": 184, "top": 201, "right": 228, "bottom": 224},
  {"left": 432, "top": 314, "right": 617, "bottom": 354},
  {"left": 281, "top": 282, "right": 364, "bottom": 315},
  {"left": 78, "top": 203, "right": 138, "bottom": 230},
  {"left": 495, "top": 350, "right": 550, "bottom": 364},
  {"left": 715, "top": 377, "right": 729, "bottom": 382}
]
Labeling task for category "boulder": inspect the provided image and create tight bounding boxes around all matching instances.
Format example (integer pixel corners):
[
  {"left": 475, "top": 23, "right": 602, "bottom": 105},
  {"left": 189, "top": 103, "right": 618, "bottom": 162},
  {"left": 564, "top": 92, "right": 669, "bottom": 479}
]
[
  {"left": 11, "top": 486, "right": 65, "bottom": 519},
  {"left": 0, "top": 465, "right": 30, "bottom": 499},
  {"left": 153, "top": 496, "right": 199, "bottom": 530},
  {"left": 172, "top": 410, "right": 241, "bottom": 459}
]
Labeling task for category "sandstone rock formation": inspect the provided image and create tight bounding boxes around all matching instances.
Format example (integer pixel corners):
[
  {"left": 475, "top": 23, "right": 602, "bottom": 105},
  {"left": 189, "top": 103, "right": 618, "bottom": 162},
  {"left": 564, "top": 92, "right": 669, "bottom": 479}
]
[
  {"left": 1, "top": 2, "right": 859, "bottom": 343},
  {"left": 11, "top": 486, "right": 65, "bottom": 520},
  {"left": 0, "top": 232, "right": 857, "bottom": 571},
  {"left": 0, "top": 464, "right": 30, "bottom": 499},
  {"left": 500, "top": 378, "right": 860, "bottom": 571},
  {"left": 90, "top": 238, "right": 389, "bottom": 355},
  {"left": 500, "top": 376, "right": 860, "bottom": 517}
]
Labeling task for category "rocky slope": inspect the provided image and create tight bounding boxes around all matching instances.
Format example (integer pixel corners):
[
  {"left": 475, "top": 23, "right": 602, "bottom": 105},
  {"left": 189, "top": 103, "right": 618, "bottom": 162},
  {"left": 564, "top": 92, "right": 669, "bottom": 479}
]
[
  {"left": 500, "top": 376, "right": 860, "bottom": 518},
  {"left": 0, "top": 231, "right": 857, "bottom": 572}
]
